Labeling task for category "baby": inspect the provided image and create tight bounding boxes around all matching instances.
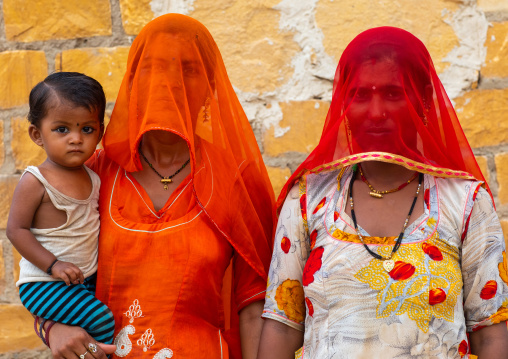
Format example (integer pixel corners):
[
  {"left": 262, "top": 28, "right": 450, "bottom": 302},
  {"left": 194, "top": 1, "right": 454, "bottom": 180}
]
[{"left": 7, "top": 72, "right": 115, "bottom": 350}]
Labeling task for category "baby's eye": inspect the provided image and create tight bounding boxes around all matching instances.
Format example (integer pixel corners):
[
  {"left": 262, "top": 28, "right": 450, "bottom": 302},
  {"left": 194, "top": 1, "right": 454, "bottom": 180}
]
[
  {"left": 82, "top": 126, "right": 96, "bottom": 134},
  {"left": 53, "top": 127, "right": 69, "bottom": 134}
]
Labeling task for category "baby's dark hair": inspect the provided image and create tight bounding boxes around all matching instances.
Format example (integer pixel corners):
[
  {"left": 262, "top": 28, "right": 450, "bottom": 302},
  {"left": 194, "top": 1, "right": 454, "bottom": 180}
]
[{"left": 28, "top": 72, "right": 106, "bottom": 128}]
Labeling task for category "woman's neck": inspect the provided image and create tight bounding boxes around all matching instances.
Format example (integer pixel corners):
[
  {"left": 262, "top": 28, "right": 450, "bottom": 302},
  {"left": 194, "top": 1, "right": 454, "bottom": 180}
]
[
  {"left": 140, "top": 131, "right": 190, "bottom": 166},
  {"left": 359, "top": 161, "right": 417, "bottom": 188}
]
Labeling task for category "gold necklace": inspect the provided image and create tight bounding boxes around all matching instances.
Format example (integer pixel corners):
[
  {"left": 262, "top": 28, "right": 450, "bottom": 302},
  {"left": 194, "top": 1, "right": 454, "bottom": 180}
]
[
  {"left": 139, "top": 147, "right": 190, "bottom": 190},
  {"left": 358, "top": 164, "right": 418, "bottom": 198}
]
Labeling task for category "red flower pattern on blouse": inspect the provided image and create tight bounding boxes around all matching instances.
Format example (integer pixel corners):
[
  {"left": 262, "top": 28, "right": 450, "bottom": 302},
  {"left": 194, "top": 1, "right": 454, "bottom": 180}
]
[
  {"left": 305, "top": 297, "right": 314, "bottom": 317},
  {"left": 310, "top": 229, "right": 318, "bottom": 250},
  {"left": 458, "top": 340, "right": 468, "bottom": 358},
  {"left": 422, "top": 243, "right": 443, "bottom": 261},
  {"left": 302, "top": 247, "right": 324, "bottom": 286},
  {"left": 389, "top": 261, "right": 415, "bottom": 281},
  {"left": 312, "top": 197, "right": 326, "bottom": 214},
  {"left": 300, "top": 194, "right": 307, "bottom": 221},
  {"left": 281, "top": 236, "right": 291, "bottom": 253},
  {"left": 429, "top": 288, "right": 447, "bottom": 305},
  {"left": 480, "top": 280, "right": 497, "bottom": 300},
  {"left": 424, "top": 188, "right": 430, "bottom": 210},
  {"left": 334, "top": 211, "right": 339, "bottom": 222}
]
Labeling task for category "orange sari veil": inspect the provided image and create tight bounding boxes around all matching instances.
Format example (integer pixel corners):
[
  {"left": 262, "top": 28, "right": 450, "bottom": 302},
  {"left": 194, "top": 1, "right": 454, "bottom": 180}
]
[{"left": 102, "top": 14, "right": 275, "bottom": 355}]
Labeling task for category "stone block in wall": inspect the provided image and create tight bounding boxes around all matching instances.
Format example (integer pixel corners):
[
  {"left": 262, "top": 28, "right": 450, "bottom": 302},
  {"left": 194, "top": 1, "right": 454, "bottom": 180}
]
[
  {"left": 483, "top": 22, "right": 508, "bottom": 78},
  {"left": 0, "top": 245, "right": 4, "bottom": 297},
  {"left": 0, "top": 52, "right": 47, "bottom": 109},
  {"left": 119, "top": 0, "right": 153, "bottom": 35},
  {"left": 478, "top": 0, "right": 508, "bottom": 13},
  {"left": 11, "top": 118, "right": 46, "bottom": 172},
  {"left": 0, "top": 304, "right": 44, "bottom": 353},
  {"left": 191, "top": 0, "right": 298, "bottom": 93},
  {"left": 0, "top": 122, "right": 5, "bottom": 169},
  {"left": 264, "top": 101, "right": 329, "bottom": 157},
  {"left": 13, "top": 247, "right": 21, "bottom": 284},
  {"left": 266, "top": 166, "right": 291, "bottom": 198},
  {"left": 501, "top": 221, "right": 508, "bottom": 249},
  {"left": 0, "top": 176, "right": 21, "bottom": 230},
  {"left": 56, "top": 47, "right": 130, "bottom": 103},
  {"left": 475, "top": 155, "right": 490, "bottom": 184},
  {"left": 315, "top": 0, "right": 459, "bottom": 73},
  {"left": 4, "top": 0, "right": 112, "bottom": 41},
  {"left": 454, "top": 89, "right": 508, "bottom": 148},
  {"left": 495, "top": 153, "right": 508, "bottom": 205}
]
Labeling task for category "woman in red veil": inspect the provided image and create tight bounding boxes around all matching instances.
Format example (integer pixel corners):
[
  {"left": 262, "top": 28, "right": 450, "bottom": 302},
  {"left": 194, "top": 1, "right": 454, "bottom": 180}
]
[
  {"left": 258, "top": 27, "right": 508, "bottom": 359},
  {"left": 44, "top": 14, "right": 275, "bottom": 359}
]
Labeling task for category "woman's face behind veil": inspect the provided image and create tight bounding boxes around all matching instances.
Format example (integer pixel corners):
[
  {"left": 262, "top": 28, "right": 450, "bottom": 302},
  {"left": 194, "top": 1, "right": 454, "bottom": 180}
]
[
  {"left": 136, "top": 33, "right": 209, "bottom": 129},
  {"left": 345, "top": 58, "right": 419, "bottom": 155}
]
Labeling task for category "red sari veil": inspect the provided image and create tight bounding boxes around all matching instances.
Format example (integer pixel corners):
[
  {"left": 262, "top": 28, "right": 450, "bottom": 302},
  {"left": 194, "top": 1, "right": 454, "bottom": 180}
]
[
  {"left": 278, "top": 26, "right": 489, "bottom": 212},
  {"left": 101, "top": 14, "right": 275, "bottom": 356}
]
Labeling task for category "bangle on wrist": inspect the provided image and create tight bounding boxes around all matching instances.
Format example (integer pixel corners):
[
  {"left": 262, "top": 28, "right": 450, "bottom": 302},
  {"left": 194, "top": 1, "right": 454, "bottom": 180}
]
[
  {"left": 44, "top": 321, "right": 56, "bottom": 348},
  {"left": 46, "top": 259, "right": 59, "bottom": 275},
  {"left": 33, "top": 316, "right": 40, "bottom": 338},
  {"left": 39, "top": 318, "right": 48, "bottom": 346}
]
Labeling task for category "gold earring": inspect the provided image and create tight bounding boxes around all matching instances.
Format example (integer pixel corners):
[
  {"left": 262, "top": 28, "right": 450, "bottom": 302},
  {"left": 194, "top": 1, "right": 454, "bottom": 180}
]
[{"left": 344, "top": 117, "right": 351, "bottom": 136}]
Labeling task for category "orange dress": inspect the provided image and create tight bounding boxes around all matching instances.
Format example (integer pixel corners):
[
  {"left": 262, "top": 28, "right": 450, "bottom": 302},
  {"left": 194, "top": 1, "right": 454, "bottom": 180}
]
[
  {"left": 89, "top": 150, "right": 268, "bottom": 359},
  {"left": 88, "top": 14, "right": 275, "bottom": 359}
]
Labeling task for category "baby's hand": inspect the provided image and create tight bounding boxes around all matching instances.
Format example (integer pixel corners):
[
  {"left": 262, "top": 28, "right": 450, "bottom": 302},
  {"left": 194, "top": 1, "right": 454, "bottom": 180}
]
[{"left": 50, "top": 261, "right": 85, "bottom": 286}]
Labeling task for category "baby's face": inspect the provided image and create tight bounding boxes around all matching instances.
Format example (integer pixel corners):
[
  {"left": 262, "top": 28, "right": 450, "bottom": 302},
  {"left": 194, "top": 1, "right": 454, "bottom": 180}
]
[{"left": 30, "top": 100, "right": 102, "bottom": 169}]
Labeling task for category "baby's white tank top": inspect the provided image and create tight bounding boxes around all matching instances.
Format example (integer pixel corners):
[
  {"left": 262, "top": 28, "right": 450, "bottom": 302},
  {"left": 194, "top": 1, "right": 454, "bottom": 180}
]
[{"left": 16, "top": 165, "right": 100, "bottom": 286}]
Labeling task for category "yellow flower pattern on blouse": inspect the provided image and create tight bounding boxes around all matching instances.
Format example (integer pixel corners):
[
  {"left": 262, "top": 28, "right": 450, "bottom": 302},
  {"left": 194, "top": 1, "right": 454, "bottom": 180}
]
[
  {"left": 354, "top": 232, "right": 462, "bottom": 333},
  {"left": 275, "top": 279, "right": 305, "bottom": 323}
]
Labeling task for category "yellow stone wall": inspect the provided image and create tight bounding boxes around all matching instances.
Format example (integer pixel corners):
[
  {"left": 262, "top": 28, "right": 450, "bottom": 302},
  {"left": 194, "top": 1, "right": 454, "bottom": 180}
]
[{"left": 1, "top": 0, "right": 508, "bottom": 355}]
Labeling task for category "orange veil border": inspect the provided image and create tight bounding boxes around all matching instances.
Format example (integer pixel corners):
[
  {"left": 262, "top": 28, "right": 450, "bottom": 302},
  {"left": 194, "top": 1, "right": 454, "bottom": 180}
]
[{"left": 102, "top": 14, "right": 275, "bottom": 357}]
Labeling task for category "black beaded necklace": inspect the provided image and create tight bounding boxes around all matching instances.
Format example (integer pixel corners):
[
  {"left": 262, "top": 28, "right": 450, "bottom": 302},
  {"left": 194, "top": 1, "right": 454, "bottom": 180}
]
[
  {"left": 139, "top": 146, "right": 190, "bottom": 190},
  {"left": 348, "top": 165, "right": 423, "bottom": 272}
]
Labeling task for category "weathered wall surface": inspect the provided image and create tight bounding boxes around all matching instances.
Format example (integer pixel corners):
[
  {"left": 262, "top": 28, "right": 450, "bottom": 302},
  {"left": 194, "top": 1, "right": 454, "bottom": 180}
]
[{"left": 0, "top": 0, "right": 507, "bottom": 356}]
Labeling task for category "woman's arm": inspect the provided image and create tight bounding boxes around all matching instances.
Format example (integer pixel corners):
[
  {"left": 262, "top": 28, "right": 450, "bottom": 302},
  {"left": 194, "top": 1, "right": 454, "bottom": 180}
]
[
  {"left": 257, "top": 319, "right": 303, "bottom": 359},
  {"left": 469, "top": 322, "right": 508, "bottom": 358},
  {"left": 239, "top": 300, "right": 264, "bottom": 359},
  {"left": 33, "top": 317, "right": 115, "bottom": 359}
]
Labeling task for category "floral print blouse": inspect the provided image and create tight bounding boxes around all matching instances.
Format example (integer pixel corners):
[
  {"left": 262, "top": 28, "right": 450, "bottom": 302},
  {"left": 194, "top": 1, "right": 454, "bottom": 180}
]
[{"left": 262, "top": 167, "right": 508, "bottom": 359}]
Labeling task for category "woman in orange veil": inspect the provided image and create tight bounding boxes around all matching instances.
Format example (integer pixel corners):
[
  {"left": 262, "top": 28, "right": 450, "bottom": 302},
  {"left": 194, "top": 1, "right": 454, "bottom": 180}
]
[
  {"left": 46, "top": 14, "right": 275, "bottom": 359},
  {"left": 258, "top": 27, "right": 508, "bottom": 359}
]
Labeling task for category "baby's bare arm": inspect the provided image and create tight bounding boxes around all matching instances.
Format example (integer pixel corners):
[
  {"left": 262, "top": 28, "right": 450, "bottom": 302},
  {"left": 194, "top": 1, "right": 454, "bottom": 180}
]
[{"left": 6, "top": 172, "right": 83, "bottom": 284}]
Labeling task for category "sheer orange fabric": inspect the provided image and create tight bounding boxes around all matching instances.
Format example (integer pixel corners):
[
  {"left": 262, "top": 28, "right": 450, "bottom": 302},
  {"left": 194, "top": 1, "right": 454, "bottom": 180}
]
[
  {"left": 91, "top": 14, "right": 275, "bottom": 358},
  {"left": 278, "top": 27, "right": 489, "bottom": 212}
]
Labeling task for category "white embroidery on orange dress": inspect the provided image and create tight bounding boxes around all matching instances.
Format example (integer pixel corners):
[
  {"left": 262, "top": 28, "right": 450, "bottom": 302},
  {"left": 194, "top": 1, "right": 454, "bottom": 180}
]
[
  {"left": 137, "top": 328, "right": 156, "bottom": 352},
  {"left": 114, "top": 325, "right": 135, "bottom": 357},
  {"left": 153, "top": 348, "right": 174, "bottom": 358},
  {"left": 124, "top": 299, "right": 144, "bottom": 323}
]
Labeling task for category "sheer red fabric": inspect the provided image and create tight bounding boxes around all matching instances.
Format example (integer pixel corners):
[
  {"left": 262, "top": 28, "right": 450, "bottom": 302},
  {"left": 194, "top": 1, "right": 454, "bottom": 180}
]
[{"left": 278, "top": 26, "right": 489, "bottom": 212}]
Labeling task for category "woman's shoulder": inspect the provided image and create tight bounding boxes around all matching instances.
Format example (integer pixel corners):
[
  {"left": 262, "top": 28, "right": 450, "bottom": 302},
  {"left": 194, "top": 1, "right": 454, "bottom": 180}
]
[
  {"left": 433, "top": 175, "right": 483, "bottom": 200},
  {"left": 86, "top": 149, "right": 118, "bottom": 176}
]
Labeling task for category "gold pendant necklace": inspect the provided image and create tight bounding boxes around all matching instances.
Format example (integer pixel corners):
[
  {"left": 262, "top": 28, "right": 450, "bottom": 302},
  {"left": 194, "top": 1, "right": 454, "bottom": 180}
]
[
  {"left": 349, "top": 165, "right": 423, "bottom": 272},
  {"left": 139, "top": 147, "right": 190, "bottom": 190}
]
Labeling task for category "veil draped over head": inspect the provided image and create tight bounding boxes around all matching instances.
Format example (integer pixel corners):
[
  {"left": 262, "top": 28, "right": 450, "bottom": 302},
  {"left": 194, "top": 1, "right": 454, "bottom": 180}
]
[
  {"left": 102, "top": 14, "right": 275, "bottom": 354},
  {"left": 278, "top": 26, "right": 489, "bottom": 212}
]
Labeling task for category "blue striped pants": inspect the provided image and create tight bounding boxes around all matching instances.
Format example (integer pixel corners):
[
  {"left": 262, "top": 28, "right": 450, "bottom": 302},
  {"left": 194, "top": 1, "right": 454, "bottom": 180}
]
[{"left": 19, "top": 273, "right": 115, "bottom": 344}]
